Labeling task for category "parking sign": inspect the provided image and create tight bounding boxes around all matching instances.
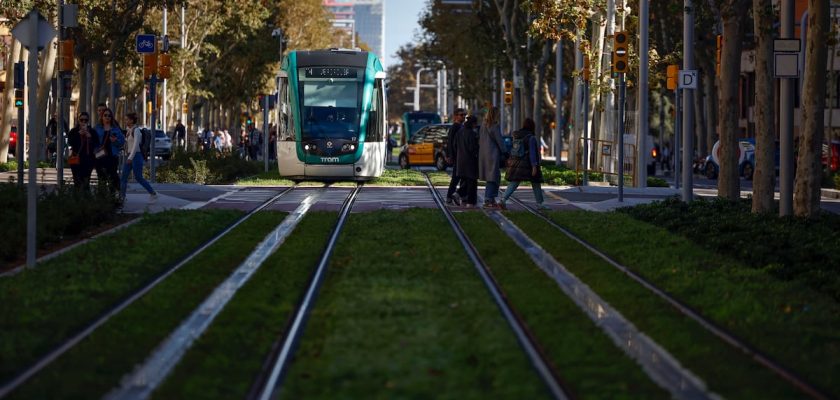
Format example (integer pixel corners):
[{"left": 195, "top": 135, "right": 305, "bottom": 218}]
[{"left": 136, "top": 34, "right": 156, "bottom": 53}]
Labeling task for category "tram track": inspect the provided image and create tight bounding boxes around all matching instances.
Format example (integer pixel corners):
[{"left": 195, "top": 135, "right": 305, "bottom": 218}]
[
  {"left": 507, "top": 196, "right": 832, "bottom": 400},
  {"left": 249, "top": 183, "right": 363, "bottom": 400},
  {"left": 420, "top": 173, "right": 572, "bottom": 400},
  {"left": 0, "top": 185, "right": 299, "bottom": 399}
]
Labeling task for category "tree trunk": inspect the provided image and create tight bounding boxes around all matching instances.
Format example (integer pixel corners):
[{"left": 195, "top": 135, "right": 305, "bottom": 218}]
[
  {"left": 717, "top": 3, "right": 749, "bottom": 200},
  {"left": 794, "top": 0, "right": 829, "bottom": 218},
  {"left": 37, "top": 38, "right": 58, "bottom": 121},
  {"left": 599, "top": 0, "right": 617, "bottom": 143},
  {"left": 694, "top": 73, "right": 706, "bottom": 162},
  {"left": 702, "top": 62, "right": 717, "bottom": 155},
  {"left": 752, "top": 0, "right": 776, "bottom": 213},
  {"left": 91, "top": 60, "right": 103, "bottom": 115},
  {"left": 589, "top": 13, "right": 605, "bottom": 141},
  {"left": 0, "top": 40, "right": 22, "bottom": 162}
]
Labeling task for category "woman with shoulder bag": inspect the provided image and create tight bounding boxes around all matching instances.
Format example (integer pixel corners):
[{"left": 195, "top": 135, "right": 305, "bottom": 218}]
[
  {"left": 94, "top": 108, "right": 125, "bottom": 195},
  {"left": 120, "top": 113, "right": 158, "bottom": 204},
  {"left": 66, "top": 112, "right": 99, "bottom": 190},
  {"left": 500, "top": 118, "right": 549, "bottom": 210},
  {"left": 478, "top": 107, "right": 506, "bottom": 208}
]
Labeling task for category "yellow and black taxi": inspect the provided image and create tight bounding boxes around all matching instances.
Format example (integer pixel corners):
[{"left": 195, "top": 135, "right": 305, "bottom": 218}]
[{"left": 398, "top": 123, "right": 452, "bottom": 171}]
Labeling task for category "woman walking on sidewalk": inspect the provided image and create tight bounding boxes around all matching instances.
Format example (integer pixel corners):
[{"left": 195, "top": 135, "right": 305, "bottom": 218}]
[
  {"left": 478, "top": 106, "right": 506, "bottom": 208},
  {"left": 67, "top": 112, "right": 98, "bottom": 191},
  {"left": 500, "top": 118, "right": 548, "bottom": 210},
  {"left": 120, "top": 113, "right": 157, "bottom": 204}
]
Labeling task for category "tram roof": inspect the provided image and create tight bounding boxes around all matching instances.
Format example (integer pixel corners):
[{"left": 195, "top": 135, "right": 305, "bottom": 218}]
[{"left": 293, "top": 49, "right": 371, "bottom": 68}]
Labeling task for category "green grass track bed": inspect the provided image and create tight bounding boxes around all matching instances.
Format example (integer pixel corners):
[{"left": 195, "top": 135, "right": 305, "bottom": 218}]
[
  {"left": 278, "top": 209, "right": 548, "bottom": 399},
  {"left": 6, "top": 211, "right": 287, "bottom": 399},
  {"left": 509, "top": 210, "right": 835, "bottom": 398},
  {"left": 456, "top": 213, "right": 668, "bottom": 399},
  {"left": 152, "top": 212, "right": 337, "bottom": 399},
  {"left": 237, "top": 168, "right": 451, "bottom": 187},
  {"left": 0, "top": 209, "right": 242, "bottom": 384}
]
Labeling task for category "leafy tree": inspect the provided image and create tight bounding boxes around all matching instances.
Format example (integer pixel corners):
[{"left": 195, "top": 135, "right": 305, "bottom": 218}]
[{"left": 752, "top": 0, "right": 775, "bottom": 213}]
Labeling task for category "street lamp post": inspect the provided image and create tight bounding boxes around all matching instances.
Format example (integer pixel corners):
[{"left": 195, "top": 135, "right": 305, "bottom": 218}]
[{"left": 414, "top": 67, "right": 430, "bottom": 111}]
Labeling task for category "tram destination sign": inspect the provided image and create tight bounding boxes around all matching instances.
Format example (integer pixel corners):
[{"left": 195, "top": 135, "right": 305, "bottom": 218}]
[{"left": 305, "top": 67, "right": 358, "bottom": 78}]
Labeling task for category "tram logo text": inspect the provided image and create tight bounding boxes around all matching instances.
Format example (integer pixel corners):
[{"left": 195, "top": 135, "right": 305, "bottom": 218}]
[{"left": 320, "top": 157, "right": 340, "bottom": 163}]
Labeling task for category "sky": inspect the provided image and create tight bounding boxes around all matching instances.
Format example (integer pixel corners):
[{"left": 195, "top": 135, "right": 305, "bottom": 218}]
[{"left": 383, "top": 0, "right": 427, "bottom": 69}]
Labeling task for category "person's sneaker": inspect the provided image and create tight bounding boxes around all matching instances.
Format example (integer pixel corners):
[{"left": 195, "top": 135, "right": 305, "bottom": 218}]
[
  {"left": 149, "top": 193, "right": 158, "bottom": 203},
  {"left": 483, "top": 201, "right": 499, "bottom": 209},
  {"left": 537, "top": 203, "right": 551, "bottom": 210},
  {"left": 451, "top": 193, "right": 462, "bottom": 206},
  {"left": 498, "top": 200, "right": 507, "bottom": 210},
  {"left": 446, "top": 196, "right": 454, "bottom": 205}
]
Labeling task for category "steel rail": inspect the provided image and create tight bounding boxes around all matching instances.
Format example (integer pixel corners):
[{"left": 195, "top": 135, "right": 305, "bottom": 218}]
[
  {"left": 0, "top": 185, "right": 298, "bottom": 399},
  {"left": 509, "top": 196, "right": 832, "bottom": 400},
  {"left": 252, "top": 184, "right": 363, "bottom": 400},
  {"left": 422, "top": 173, "right": 571, "bottom": 400}
]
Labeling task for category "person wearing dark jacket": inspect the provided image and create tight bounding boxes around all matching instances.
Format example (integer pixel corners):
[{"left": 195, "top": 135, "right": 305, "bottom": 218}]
[
  {"left": 501, "top": 118, "right": 548, "bottom": 210},
  {"left": 67, "top": 112, "right": 99, "bottom": 191},
  {"left": 452, "top": 115, "right": 480, "bottom": 207},
  {"left": 445, "top": 108, "right": 467, "bottom": 204}
]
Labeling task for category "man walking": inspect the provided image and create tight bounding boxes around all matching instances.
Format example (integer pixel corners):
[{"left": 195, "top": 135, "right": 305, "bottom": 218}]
[{"left": 446, "top": 108, "right": 467, "bottom": 204}]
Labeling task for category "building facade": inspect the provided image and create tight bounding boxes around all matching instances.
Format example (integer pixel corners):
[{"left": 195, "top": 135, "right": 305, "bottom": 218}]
[{"left": 323, "top": 0, "right": 385, "bottom": 61}]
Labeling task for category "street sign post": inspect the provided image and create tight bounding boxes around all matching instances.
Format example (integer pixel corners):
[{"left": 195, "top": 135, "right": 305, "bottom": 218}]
[
  {"left": 11, "top": 9, "right": 57, "bottom": 269},
  {"left": 136, "top": 34, "right": 156, "bottom": 53}
]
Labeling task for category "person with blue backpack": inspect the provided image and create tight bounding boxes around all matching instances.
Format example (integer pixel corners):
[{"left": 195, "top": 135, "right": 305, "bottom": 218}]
[
  {"left": 120, "top": 113, "right": 157, "bottom": 204},
  {"left": 500, "top": 118, "right": 549, "bottom": 210}
]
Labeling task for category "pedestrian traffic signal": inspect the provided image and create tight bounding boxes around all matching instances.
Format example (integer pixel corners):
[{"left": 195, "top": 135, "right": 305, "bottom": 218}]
[
  {"left": 503, "top": 80, "right": 513, "bottom": 105},
  {"left": 182, "top": 102, "right": 189, "bottom": 114},
  {"left": 158, "top": 53, "right": 171, "bottom": 80},
  {"left": 143, "top": 53, "right": 158, "bottom": 80},
  {"left": 14, "top": 89, "right": 24, "bottom": 108},
  {"left": 612, "top": 31, "right": 629, "bottom": 74},
  {"left": 58, "top": 40, "right": 74, "bottom": 73},
  {"left": 716, "top": 35, "right": 722, "bottom": 76},
  {"left": 666, "top": 64, "right": 679, "bottom": 90}
]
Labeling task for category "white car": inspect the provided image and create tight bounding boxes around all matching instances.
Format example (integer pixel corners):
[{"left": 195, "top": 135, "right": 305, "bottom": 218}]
[{"left": 140, "top": 127, "right": 172, "bottom": 160}]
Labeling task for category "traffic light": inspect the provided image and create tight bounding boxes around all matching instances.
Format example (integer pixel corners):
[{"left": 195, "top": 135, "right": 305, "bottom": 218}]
[
  {"left": 503, "top": 80, "right": 513, "bottom": 105},
  {"left": 182, "top": 102, "right": 189, "bottom": 114},
  {"left": 612, "top": 31, "right": 629, "bottom": 74},
  {"left": 666, "top": 64, "right": 679, "bottom": 90},
  {"left": 14, "top": 89, "right": 24, "bottom": 108},
  {"left": 58, "top": 40, "right": 74, "bottom": 73},
  {"left": 158, "top": 53, "right": 171, "bottom": 80},
  {"left": 716, "top": 35, "right": 722, "bottom": 76},
  {"left": 143, "top": 53, "right": 158, "bottom": 80}
]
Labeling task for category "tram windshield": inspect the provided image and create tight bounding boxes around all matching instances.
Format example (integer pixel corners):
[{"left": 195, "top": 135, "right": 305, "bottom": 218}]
[{"left": 298, "top": 67, "right": 364, "bottom": 140}]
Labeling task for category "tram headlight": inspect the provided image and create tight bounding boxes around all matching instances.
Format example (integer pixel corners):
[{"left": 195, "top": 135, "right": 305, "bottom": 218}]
[
  {"left": 341, "top": 144, "right": 356, "bottom": 152},
  {"left": 304, "top": 144, "right": 310, "bottom": 151}
]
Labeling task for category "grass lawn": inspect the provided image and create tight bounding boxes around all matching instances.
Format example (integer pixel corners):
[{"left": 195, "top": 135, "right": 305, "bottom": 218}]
[
  {"left": 508, "top": 210, "right": 838, "bottom": 398},
  {"left": 455, "top": 213, "right": 668, "bottom": 399},
  {"left": 152, "top": 212, "right": 337, "bottom": 399},
  {"left": 6, "top": 212, "right": 287, "bottom": 399},
  {"left": 0, "top": 209, "right": 241, "bottom": 384},
  {"left": 278, "top": 209, "right": 549, "bottom": 399},
  {"left": 236, "top": 168, "right": 450, "bottom": 187}
]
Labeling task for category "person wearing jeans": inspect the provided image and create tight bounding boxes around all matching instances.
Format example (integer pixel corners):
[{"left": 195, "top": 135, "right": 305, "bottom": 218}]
[
  {"left": 501, "top": 118, "right": 548, "bottom": 210},
  {"left": 478, "top": 107, "right": 505, "bottom": 208},
  {"left": 120, "top": 113, "right": 157, "bottom": 204}
]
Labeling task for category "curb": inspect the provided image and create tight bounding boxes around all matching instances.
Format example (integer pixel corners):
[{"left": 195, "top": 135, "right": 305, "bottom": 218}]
[{"left": 822, "top": 188, "right": 840, "bottom": 199}]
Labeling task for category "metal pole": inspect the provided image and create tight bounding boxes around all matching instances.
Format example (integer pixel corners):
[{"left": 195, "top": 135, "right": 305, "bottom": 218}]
[
  {"left": 263, "top": 95, "right": 269, "bottom": 172},
  {"left": 513, "top": 60, "right": 520, "bottom": 131},
  {"left": 779, "top": 0, "right": 794, "bottom": 215},
  {"left": 619, "top": 74, "right": 626, "bottom": 201},
  {"left": 674, "top": 88, "right": 681, "bottom": 189},
  {"left": 492, "top": 67, "right": 498, "bottom": 107},
  {"left": 583, "top": 81, "right": 590, "bottom": 186},
  {"left": 109, "top": 0, "right": 116, "bottom": 111},
  {"left": 162, "top": 7, "right": 168, "bottom": 140},
  {"left": 637, "top": 0, "right": 649, "bottom": 187},
  {"left": 181, "top": 4, "right": 187, "bottom": 149},
  {"left": 16, "top": 62, "right": 25, "bottom": 187},
  {"left": 500, "top": 74, "right": 506, "bottom": 132},
  {"left": 57, "top": 0, "right": 65, "bottom": 187},
  {"left": 555, "top": 40, "right": 563, "bottom": 166},
  {"left": 26, "top": 13, "right": 39, "bottom": 269},
  {"left": 437, "top": 69, "right": 442, "bottom": 115},
  {"left": 442, "top": 66, "right": 448, "bottom": 118},
  {"left": 682, "top": 0, "right": 694, "bottom": 202},
  {"left": 413, "top": 67, "right": 426, "bottom": 111},
  {"left": 150, "top": 76, "right": 157, "bottom": 182}
]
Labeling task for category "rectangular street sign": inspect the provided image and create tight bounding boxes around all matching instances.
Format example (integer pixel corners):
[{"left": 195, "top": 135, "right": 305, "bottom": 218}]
[
  {"left": 774, "top": 53, "right": 799, "bottom": 78},
  {"left": 136, "top": 34, "right": 156, "bottom": 53},
  {"left": 774, "top": 39, "right": 800, "bottom": 53},
  {"left": 679, "top": 70, "right": 698, "bottom": 89}
]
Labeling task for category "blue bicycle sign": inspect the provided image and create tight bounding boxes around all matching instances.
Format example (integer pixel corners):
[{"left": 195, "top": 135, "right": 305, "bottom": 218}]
[{"left": 136, "top": 34, "right": 156, "bottom": 53}]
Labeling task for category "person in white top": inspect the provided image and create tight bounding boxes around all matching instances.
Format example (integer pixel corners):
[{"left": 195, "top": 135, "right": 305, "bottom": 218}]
[
  {"left": 119, "top": 112, "right": 157, "bottom": 203},
  {"left": 223, "top": 129, "right": 232, "bottom": 152}
]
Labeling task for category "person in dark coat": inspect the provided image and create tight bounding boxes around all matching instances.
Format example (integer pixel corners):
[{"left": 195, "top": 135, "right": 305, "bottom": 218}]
[
  {"left": 501, "top": 118, "right": 548, "bottom": 210},
  {"left": 452, "top": 115, "right": 480, "bottom": 207},
  {"left": 478, "top": 107, "right": 505, "bottom": 207},
  {"left": 67, "top": 112, "right": 99, "bottom": 191},
  {"left": 445, "top": 108, "right": 467, "bottom": 204}
]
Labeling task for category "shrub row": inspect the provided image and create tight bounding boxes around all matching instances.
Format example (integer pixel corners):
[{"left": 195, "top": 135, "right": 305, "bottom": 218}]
[
  {"left": 619, "top": 197, "right": 840, "bottom": 301},
  {"left": 0, "top": 183, "right": 117, "bottom": 262},
  {"left": 152, "top": 152, "right": 262, "bottom": 184},
  {"left": 0, "top": 160, "right": 52, "bottom": 172}
]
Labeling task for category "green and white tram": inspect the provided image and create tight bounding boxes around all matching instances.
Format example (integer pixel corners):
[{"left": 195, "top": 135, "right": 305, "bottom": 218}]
[{"left": 276, "top": 49, "right": 387, "bottom": 181}]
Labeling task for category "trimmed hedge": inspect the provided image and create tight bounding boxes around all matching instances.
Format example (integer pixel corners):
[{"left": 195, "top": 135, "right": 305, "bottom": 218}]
[
  {"left": 0, "top": 183, "right": 117, "bottom": 262},
  {"left": 153, "top": 152, "right": 262, "bottom": 184},
  {"left": 619, "top": 197, "right": 840, "bottom": 301}
]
